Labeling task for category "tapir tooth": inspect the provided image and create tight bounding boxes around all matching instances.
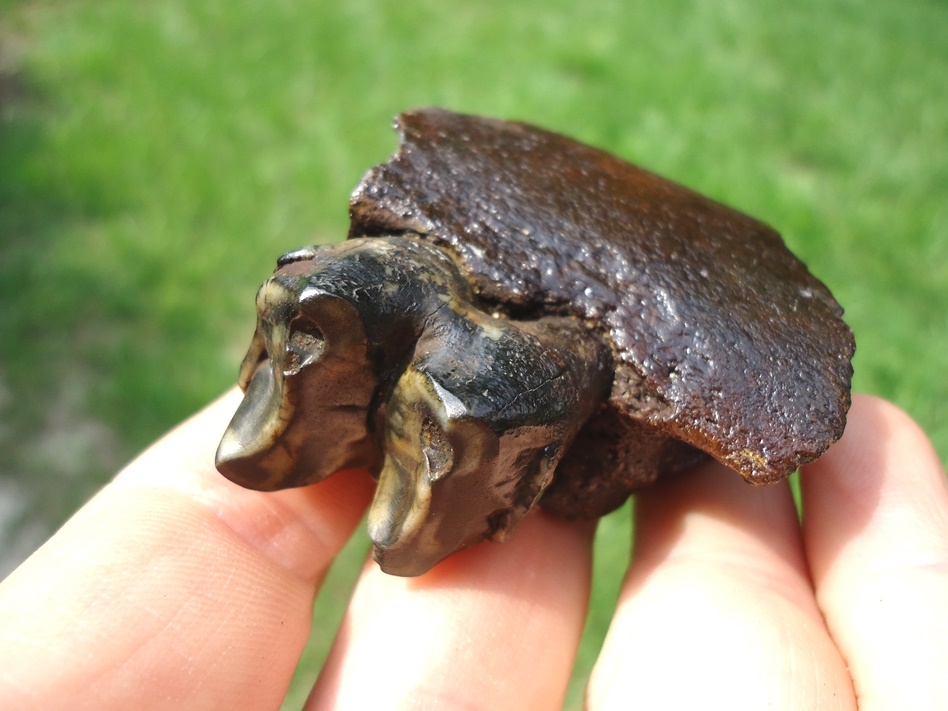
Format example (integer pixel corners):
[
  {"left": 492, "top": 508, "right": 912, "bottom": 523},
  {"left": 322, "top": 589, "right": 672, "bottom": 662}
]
[{"left": 215, "top": 362, "right": 295, "bottom": 491}]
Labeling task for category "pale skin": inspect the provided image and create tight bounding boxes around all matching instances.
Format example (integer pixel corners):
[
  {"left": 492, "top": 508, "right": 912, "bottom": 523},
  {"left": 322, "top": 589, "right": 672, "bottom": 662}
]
[{"left": 0, "top": 393, "right": 945, "bottom": 710}]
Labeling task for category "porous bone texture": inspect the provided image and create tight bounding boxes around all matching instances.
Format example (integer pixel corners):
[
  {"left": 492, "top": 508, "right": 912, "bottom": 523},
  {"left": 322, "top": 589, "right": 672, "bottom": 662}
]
[{"left": 349, "top": 109, "right": 854, "bottom": 488}]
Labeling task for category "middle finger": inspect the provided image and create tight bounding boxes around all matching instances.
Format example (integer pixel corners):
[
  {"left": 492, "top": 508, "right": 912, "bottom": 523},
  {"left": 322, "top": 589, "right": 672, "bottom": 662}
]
[
  {"left": 307, "top": 511, "right": 595, "bottom": 710},
  {"left": 588, "top": 462, "right": 853, "bottom": 710}
]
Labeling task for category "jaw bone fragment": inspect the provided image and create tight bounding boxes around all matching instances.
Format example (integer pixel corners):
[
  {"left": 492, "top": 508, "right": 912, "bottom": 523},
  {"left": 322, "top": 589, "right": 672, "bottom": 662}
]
[{"left": 217, "top": 109, "right": 854, "bottom": 576}]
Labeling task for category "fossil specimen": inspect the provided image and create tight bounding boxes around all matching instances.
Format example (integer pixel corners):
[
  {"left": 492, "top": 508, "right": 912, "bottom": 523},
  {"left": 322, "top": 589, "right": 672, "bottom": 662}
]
[{"left": 216, "top": 109, "right": 854, "bottom": 576}]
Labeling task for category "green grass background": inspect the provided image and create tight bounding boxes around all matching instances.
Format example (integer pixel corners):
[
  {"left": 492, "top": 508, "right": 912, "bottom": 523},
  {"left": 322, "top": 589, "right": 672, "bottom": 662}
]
[{"left": 1, "top": 0, "right": 945, "bottom": 707}]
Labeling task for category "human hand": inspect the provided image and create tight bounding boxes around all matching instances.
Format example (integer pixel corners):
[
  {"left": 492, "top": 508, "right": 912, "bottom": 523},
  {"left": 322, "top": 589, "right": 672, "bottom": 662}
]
[{"left": 0, "top": 392, "right": 945, "bottom": 709}]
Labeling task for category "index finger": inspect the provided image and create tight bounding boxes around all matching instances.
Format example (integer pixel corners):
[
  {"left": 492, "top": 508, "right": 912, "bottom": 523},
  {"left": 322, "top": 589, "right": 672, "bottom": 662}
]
[{"left": 0, "top": 390, "right": 375, "bottom": 711}]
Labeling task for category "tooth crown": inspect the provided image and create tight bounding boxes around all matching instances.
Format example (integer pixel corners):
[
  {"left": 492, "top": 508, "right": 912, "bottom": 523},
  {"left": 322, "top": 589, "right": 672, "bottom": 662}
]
[
  {"left": 369, "top": 289, "right": 612, "bottom": 576},
  {"left": 217, "top": 235, "right": 613, "bottom": 574}
]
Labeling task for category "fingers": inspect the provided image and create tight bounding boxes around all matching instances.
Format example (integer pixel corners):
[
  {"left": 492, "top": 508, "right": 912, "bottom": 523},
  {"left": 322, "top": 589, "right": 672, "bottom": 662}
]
[
  {"left": 801, "top": 394, "right": 948, "bottom": 709},
  {"left": 307, "top": 512, "right": 595, "bottom": 710},
  {"left": 588, "top": 461, "right": 854, "bottom": 711},
  {"left": 0, "top": 390, "right": 375, "bottom": 711}
]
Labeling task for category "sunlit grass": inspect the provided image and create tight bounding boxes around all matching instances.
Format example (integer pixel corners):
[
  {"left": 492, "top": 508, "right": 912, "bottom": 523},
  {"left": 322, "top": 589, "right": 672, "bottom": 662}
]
[{"left": 1, "top": 0, "right": 945, "bottom": 706}]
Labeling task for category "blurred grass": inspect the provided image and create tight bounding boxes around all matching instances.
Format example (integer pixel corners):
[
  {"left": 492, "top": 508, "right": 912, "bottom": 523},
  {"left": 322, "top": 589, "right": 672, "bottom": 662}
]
[{"left": 0, "top": 0, "right": 945, "bottom": 707}]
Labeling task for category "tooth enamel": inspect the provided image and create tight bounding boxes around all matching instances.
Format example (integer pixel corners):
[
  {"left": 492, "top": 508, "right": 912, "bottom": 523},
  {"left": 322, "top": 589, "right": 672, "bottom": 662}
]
[
  {"left": 367, "top": 451, "right": 432, "bottom": 550},
  {"left": 219, "top": 236, "right": 611, "bottom": 575},
  {"left": 367, "top": 365, "right": 444, "bottom": 552},
  {"left": 215, "top": 362, "right": 294, "bottom": 467},
  {"left": 429, "top": 378, "right": 467, "bottom": 420}
]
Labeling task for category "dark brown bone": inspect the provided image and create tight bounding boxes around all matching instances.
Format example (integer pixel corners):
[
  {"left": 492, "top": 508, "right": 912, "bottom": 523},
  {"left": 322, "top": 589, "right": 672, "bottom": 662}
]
[{"left": 350, "top": 108, "right": 855, "bottom": 494}]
